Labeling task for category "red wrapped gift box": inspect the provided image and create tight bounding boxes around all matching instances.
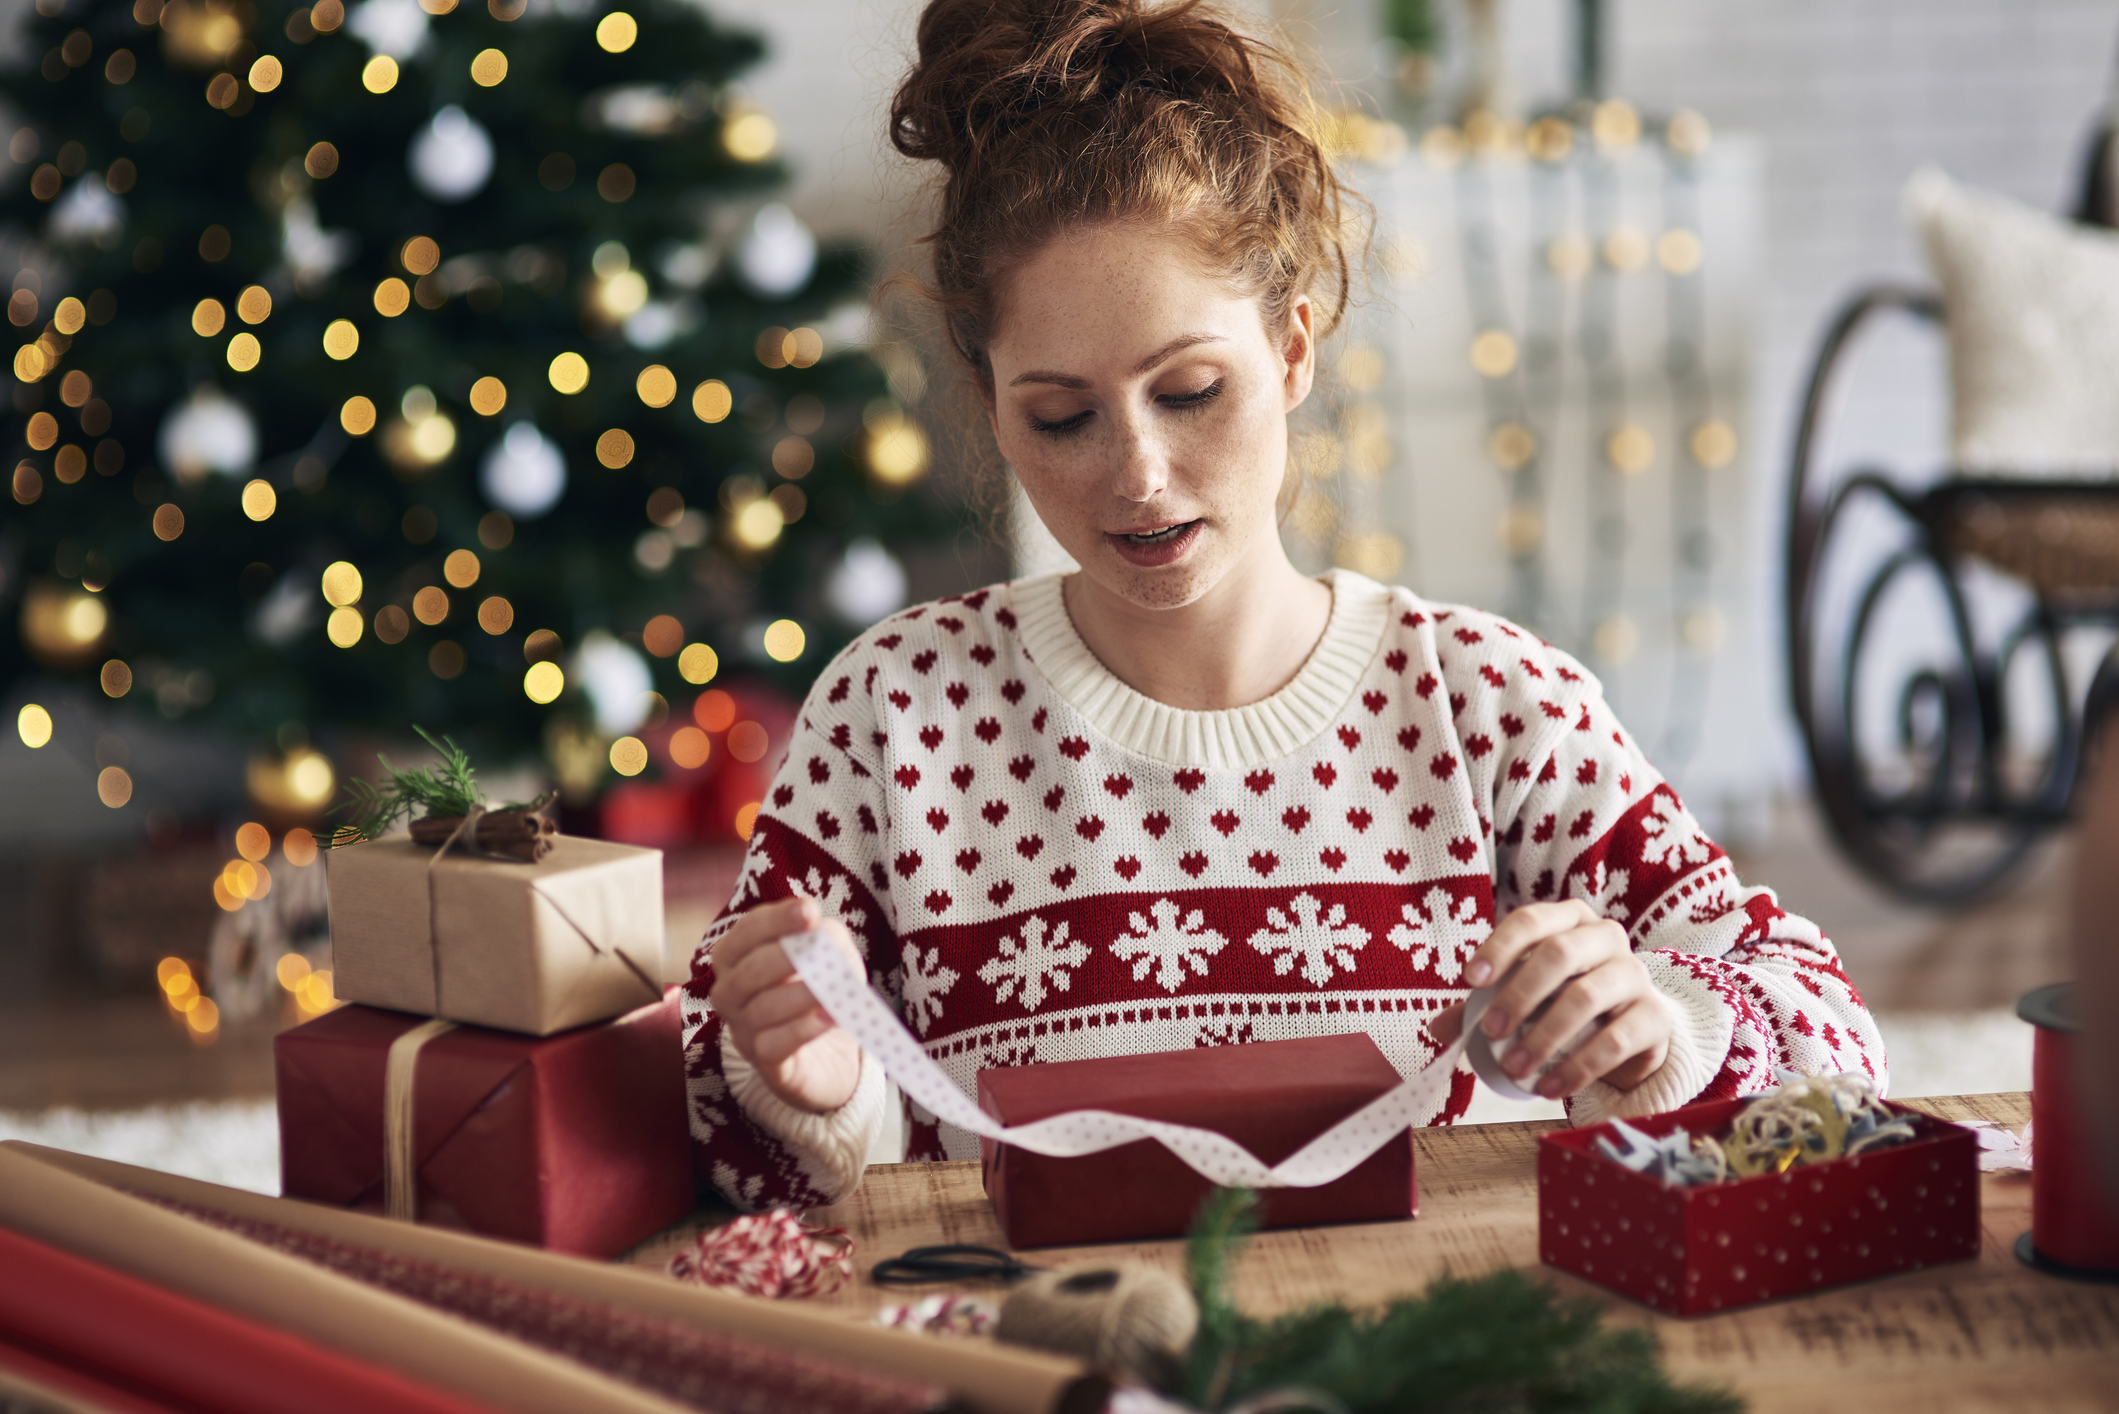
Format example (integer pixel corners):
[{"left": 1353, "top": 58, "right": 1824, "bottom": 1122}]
[
  {"left": 277, "top": 992, "right": 693, "bottom": 1259},
  {"left": 977, "top": 1033, "right": 1417, "bottom": 1249},
  {"left": 1537, "top": 1097, "right": 1979, "bottom": 1316}
]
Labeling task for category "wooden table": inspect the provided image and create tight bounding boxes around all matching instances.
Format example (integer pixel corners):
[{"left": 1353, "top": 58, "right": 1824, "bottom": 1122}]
[{"left": 630, "top": 1095, "right": 2119, "bottom": 1412}]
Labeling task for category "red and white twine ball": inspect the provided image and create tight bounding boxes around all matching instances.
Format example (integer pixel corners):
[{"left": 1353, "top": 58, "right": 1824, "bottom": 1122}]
[{"left": 666, "top": 1210, "right": 855, "bottom": 1299}]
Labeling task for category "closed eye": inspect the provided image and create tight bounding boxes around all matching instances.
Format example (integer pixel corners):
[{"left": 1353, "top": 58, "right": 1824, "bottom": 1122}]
[
  {"left": 1028, "top": 408, "right": 1094, "bottom": 438},
  {"left": 1158, "top": 379, "right": 1224, "bottom": 412}
]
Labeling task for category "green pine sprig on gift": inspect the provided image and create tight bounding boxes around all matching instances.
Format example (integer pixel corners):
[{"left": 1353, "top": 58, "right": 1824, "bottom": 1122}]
[
  {"left": 326, "top": 727, "right": 485, "bottom": 847},
  {"left": 1180, "top": 1188, "right": 1744, "bottom": 1414}
]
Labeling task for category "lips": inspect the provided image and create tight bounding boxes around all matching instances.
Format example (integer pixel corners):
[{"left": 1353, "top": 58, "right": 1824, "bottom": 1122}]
[{"left": 1105, "top": 518, "right": 1202, "bottom": 567}]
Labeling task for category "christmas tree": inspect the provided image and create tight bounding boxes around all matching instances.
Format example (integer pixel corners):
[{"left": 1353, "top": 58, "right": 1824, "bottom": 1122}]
[{"left": 4, "top": 0, "right": 954, "bottom": 821}]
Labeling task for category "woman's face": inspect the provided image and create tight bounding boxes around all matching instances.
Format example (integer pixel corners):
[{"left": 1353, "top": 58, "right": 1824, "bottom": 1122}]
[{"left": 984, "top": 222, "right": 1314, "bottom": 611}]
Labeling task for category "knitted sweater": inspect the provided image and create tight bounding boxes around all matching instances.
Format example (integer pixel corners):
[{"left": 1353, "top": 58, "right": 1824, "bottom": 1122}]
[{"left": 680, "top": 570, "right": 1883, "bottom": 1211}]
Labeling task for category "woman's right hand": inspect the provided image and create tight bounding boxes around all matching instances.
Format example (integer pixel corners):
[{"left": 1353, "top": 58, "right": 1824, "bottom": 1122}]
[{"left": 708, "top": 897, "right": 865, "bottom": 1114}]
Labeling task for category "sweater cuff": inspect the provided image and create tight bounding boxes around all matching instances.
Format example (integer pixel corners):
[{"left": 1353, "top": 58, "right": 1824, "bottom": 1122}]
[
  {"left": 1566, "top": 952, "right": 1732, "bottom": 1127},
  {"left": 722, "top": 1030, "right": 886, "bottom": 1204}
]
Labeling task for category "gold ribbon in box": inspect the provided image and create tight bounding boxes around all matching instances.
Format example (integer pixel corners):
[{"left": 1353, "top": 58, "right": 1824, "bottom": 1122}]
[{"left": 327, "top": 834, "right": 664, "bottom": 1037}]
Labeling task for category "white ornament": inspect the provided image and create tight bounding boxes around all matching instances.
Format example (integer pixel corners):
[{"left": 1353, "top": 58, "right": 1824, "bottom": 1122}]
[
  {"left": 158, "top": 387, "right": 256, "bottom": 481},
  {"left": 1111, "top": 898, "right": 1228, "bottom": 993},
  {"left": 347, "top": 0, "right": 429, "bottom": 58},
  {"left": 48, "top": 179, "right": 124, "bottom": 247},
  {"left": 409, "top": 106, "right": 495, "bottom": 204},
  {"left": 1246, "top": 893, "right": 1368, "bottom": 988},
  {"left": 976, "top": 915, "right": 1087, "bottom": 1012},
  {"left": 622, "top": 302, "right": 678, "bottom": 350},
  {"left": 250, "top": 574, "right": 318, "bottom": 648},
  {"left": 572, "top": 631, "right": 652, "bottom": 735},
  {"left": 479, "top": 422, "right": 566, "bottom": 518},
  {"left": 281, "top": 197, "right": 356, "bottom": 283},
  {"left": 825, "top": 538, "right": 907, "bottom": 624},
  {"left": 735, "top": 203, "right": 816, "bottom": 298}
]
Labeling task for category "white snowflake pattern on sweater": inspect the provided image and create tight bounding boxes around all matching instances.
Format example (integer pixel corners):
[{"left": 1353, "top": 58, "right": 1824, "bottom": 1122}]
[{"left": 679, "top": 571, "right": 1885, "bottom": 1210}]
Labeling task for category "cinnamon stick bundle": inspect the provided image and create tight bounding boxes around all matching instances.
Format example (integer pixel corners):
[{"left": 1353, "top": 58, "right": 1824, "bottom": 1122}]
[{"left": 409, "top": 809, "right": 557, "bottom": 862}]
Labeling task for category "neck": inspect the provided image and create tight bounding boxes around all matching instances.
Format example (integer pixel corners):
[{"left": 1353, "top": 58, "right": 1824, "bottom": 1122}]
[{"left": 1059, "top": 540, "right": 1334, "bottom": 712}]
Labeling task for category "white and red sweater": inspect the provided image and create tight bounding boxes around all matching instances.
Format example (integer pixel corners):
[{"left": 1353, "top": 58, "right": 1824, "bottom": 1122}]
[{"left": 680, "top": 571, "right": 1883, "bottom": 1211}]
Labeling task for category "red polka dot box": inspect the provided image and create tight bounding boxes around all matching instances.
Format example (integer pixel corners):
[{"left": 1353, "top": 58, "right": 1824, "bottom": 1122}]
[{"left": 1536, "top": 1097, "right": 1980, "bottom": 1316}]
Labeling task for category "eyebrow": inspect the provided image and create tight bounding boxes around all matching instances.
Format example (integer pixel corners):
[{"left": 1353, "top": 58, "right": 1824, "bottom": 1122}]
[{"left": 1008, "top": 334, "right": 1227, "bottom": 388}]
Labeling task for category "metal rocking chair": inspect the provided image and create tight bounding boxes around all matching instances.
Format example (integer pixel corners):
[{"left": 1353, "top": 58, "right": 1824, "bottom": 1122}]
[{"left": 1785, "top": 116, "right": 2119, "bottom": 903}]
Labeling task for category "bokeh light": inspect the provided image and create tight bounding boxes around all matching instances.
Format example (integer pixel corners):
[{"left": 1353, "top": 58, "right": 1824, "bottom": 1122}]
[
  {"left": 284, "top": 827, "right": 319, "bottom": 866},
  {"left": 97, "top": 765, "right": 132, "bottom": 807},
  {"left": 692, "top": 379, "right": 732, "bottom": 423},
  {"left": 548, "top": 351, "right": 589, "bottom": 394},
  {"left": 636, "top": 365, "right": 676, "bottom": 407},
  {"left": 327, "top": 606, "right": 364, "bottom": 647},
  {"left": 524, "top": 660, "right": 564, "bottom": 703},
  {"left": 728, "top": 720, "right": 770, "bottom": 761},
  {"left": 235, "top": 821, "right": 271, "bottom": 861},
  {"left": 669, "top": 726, "right": 709, "bottom": 769},
  {"left": 17, "top": 704, "right": 53, "bottom": 748},
  {"left": 678, "top": 643, "right": 718, "bottom": 685},
  {"left": 321, "top": 561, "right": 362, "bottom": 606},
  {"left": 762, "top": 619, "right": 806, "bottom": 662},
  {"left": 609, "top": 735, "right": 648, "bottom": 776},
  {"left": 595, "top": 11, "right": 636, "bottom": 50}
]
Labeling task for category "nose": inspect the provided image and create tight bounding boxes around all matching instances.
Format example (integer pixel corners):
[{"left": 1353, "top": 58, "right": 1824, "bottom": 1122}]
[{"left": 1110, "top": 417, "right": 1167, "bottom": 505}]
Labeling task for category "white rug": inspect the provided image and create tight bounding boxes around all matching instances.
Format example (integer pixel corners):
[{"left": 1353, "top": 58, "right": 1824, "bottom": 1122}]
[
  {"left": 0, "top": 1099, "right": 281, "bottom": 1194},
  {"left": 0, "top": 1010, "right": 2033, "bottom": 1185}
]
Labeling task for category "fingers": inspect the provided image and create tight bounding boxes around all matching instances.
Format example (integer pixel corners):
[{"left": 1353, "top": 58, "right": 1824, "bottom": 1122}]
[
  {"left": 1480, "top": 915, "right": 1628, "bottom": 1041},
  {"left": 1465, "top": 899, "right": 1598, "bottom": 988},
  {"left": 1531, "top": 993, "right": 1673, "bottom": 1098},
  {"left": 746, "top": 1009, "right": 841, "bottom": 1071},
  {"left": 709, "top": 897, "right": 822, "bottom": 979},
  {"left": 1503, "top": 954, "right": 1648, "bottom": 1081}
]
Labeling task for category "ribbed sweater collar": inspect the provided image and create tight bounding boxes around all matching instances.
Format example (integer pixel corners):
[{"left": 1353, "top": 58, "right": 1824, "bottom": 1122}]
[{"left": 1006, "top": 568, "right": 1393, "bottom": 770}]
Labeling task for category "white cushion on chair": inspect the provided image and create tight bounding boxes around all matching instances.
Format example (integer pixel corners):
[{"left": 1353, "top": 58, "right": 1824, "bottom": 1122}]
[{"left": 1906, "top": 165, "right": 2119, "bottom": 477}]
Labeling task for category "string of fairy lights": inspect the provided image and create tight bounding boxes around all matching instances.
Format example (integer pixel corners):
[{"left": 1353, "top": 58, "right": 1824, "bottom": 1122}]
[{"left": 1303, "top": 99, "right": 1738, "bottom": 765}]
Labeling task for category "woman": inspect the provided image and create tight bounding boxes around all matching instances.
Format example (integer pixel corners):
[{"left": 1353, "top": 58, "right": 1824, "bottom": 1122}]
[{"left": 682, "top": 0, "right": 1881, "bottom": 1210}]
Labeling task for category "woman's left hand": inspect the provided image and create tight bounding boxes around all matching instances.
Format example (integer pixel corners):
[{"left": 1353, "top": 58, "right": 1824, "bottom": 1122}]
[{"left": 1427, "top": 900, "right": 1672, "bottom": 1097}]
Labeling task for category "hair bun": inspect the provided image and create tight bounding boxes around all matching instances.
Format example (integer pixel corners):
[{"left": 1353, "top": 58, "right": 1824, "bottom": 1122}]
[{"left": 891, "top": 0, "right": 1262, "bottom": 171}]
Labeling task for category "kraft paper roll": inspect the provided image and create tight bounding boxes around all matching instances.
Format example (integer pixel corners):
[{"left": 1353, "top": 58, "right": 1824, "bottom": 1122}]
[
  {"left": 0, "top": 1146, "right": 696, "bottom": 1414},
  {"left": 0, "top": 1225, "right": 505, "bottom": 1414},
  {"left": 4, "top": 1142, "right": 1105, "bottom": 1414}
]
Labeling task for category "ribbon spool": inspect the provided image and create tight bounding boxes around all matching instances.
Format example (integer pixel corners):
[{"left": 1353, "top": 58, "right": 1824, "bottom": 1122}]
[{"left": 2017, "top": 983, "right": 2119, "bottom": 1277}]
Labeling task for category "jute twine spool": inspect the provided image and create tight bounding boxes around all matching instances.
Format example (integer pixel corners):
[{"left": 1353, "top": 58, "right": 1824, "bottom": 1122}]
[{"left": 996, "top": 1263, "right": 1199, "bottom": 1391}]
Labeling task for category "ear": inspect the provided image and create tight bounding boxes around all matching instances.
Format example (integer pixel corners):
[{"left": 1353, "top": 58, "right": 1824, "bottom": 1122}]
[{"left": 1280, "top": 293, "right": 1316, "bottom": 412}]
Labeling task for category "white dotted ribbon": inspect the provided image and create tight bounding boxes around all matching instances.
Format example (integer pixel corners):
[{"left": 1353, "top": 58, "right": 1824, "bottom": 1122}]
[{"left": 782, "top": 931, "right": 1492, "bottom": 1189}]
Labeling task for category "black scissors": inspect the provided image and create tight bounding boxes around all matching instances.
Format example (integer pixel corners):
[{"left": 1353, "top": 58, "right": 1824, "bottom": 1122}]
[{"left": 871, "top": 1243, "right": 1046, "bottom": 1286}]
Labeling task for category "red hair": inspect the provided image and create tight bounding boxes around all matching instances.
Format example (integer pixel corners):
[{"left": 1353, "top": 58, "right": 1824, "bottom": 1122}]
[{"left": 889, "top": 0, "right": 1358, "bottom": 395}]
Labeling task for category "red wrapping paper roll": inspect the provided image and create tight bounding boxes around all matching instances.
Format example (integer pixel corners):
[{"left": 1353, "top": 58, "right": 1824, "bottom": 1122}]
[
  {"left": 0, "top": 1338, "right": 184, "bottom": 1414},
  {"left": 2021, "top": 983, "right": 2119, "bottom": 1272},
  {"left": 0, "top": 1225, "right": 510, "bottom": 1414}
]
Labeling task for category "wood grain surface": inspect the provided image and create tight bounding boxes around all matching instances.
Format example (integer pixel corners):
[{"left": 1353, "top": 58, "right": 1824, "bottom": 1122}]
[{"left": 630, "top": 1094, "right": 2119, "bottom": 1413}]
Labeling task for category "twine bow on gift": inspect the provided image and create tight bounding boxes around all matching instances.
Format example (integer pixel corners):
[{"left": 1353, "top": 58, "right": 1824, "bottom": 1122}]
[{"left": 379, "top": 801, "right": 659, "bottom": 1225}]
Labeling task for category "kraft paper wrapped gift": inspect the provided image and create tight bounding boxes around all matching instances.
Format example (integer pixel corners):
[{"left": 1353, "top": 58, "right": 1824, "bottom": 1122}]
[
  {"left": 977, "top": 1033, "right": 1418, "bottom": 1248},
  {"left": 327, "top": 833, "right": 664, "bottom": 1036},
  {"left": 275, "top": 992, "right": 694, "bottom": 1259},
  {"left": 1538, "top": 1097, "right": 1980, "bottom": 1316}
]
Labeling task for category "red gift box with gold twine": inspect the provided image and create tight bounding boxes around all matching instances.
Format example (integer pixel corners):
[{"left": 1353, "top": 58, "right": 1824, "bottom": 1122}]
[
  {"left": 276, "top": 991, "right": 694, "bottom": 1259},
  {"left": 1537, "top": 1097, "right": 1980, "bottom": 1316}
]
